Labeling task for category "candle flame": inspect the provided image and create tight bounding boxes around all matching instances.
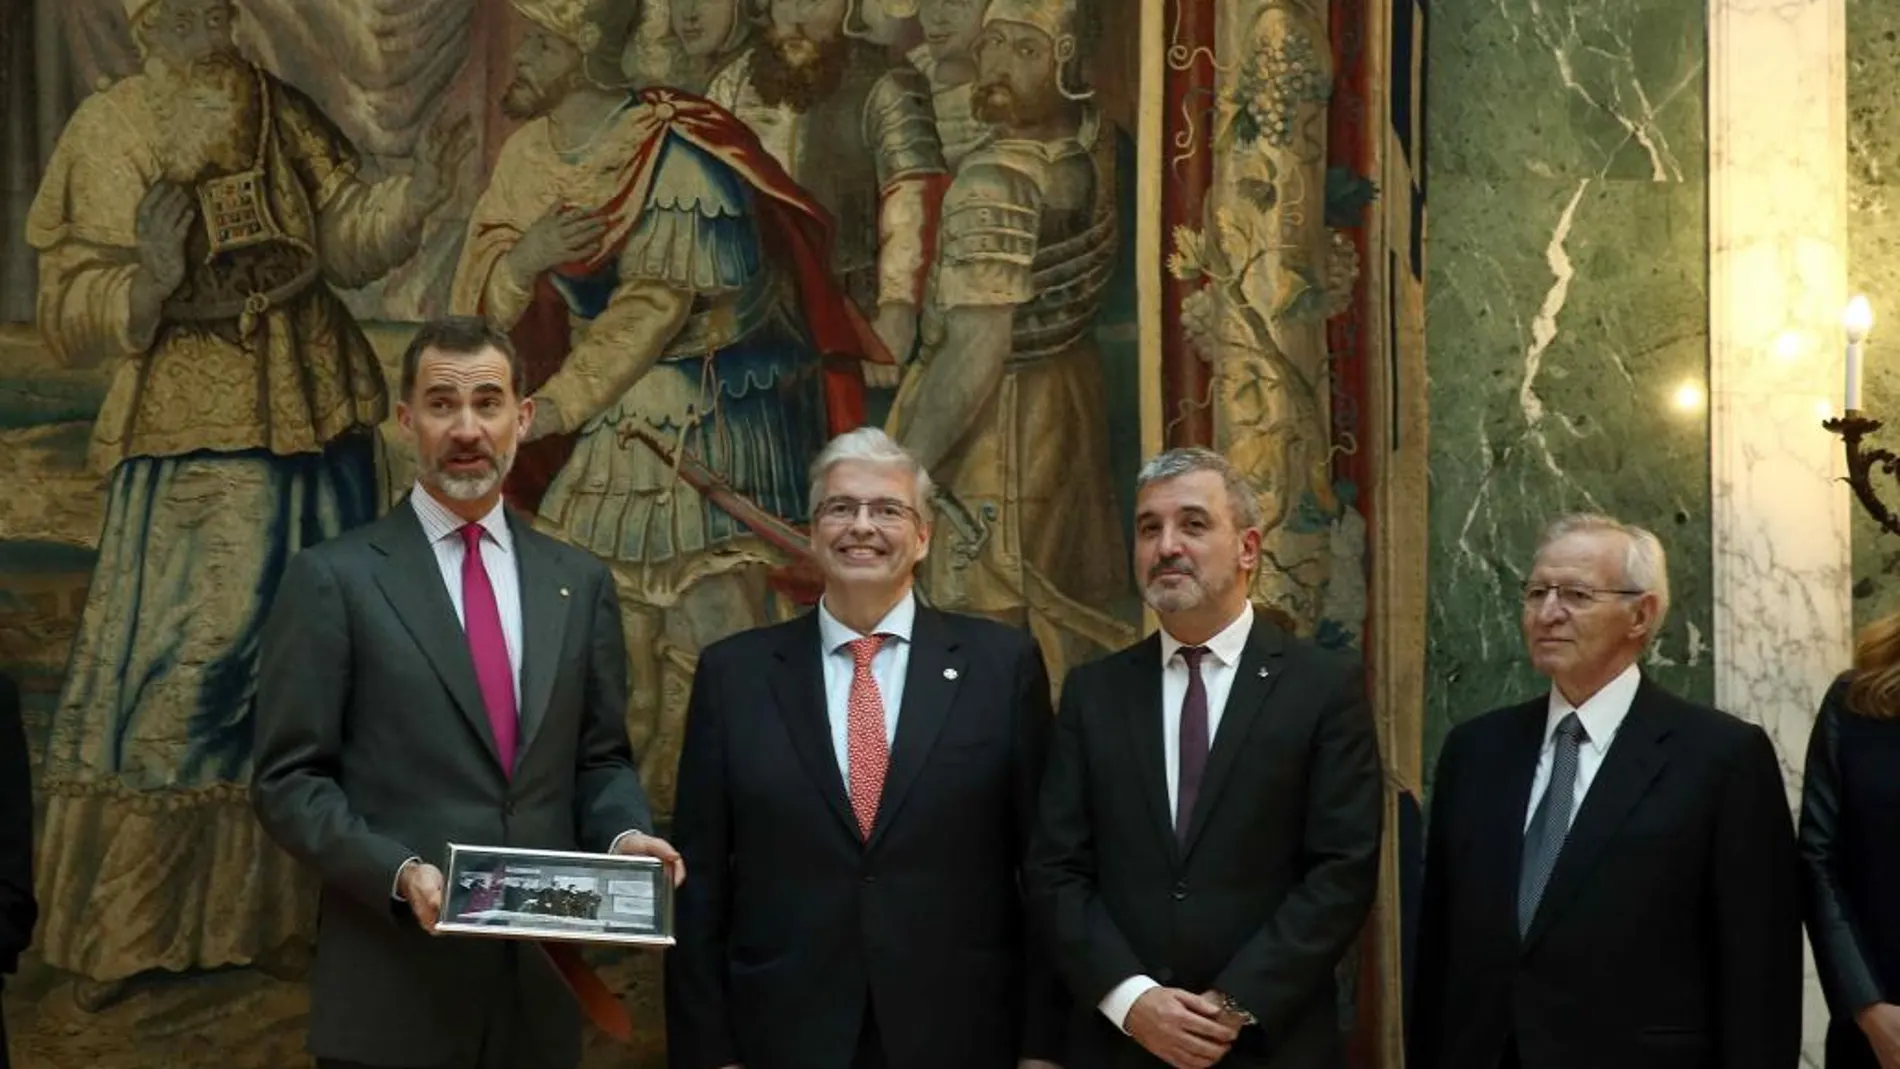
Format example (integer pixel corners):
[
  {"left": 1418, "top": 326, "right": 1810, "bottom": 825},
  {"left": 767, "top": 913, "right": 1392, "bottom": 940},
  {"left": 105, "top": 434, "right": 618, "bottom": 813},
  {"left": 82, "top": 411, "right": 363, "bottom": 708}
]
[{"left": 1846, "top": 295, "right": 1875, "bottom": 339}]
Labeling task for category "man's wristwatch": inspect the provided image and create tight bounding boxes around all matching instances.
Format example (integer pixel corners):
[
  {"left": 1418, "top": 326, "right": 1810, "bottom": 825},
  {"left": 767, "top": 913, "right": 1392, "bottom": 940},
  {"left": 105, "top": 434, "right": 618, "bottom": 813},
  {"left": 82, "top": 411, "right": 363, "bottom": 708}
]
[{"left": 1216, "top": 992, "right": 1257, "bottom": 1026}]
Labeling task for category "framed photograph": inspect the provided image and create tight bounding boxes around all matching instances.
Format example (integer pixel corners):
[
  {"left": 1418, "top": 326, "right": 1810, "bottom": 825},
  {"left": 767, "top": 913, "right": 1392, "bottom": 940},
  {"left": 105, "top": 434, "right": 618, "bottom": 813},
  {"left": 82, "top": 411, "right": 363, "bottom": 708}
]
[{"left": 433, "top": 843, "right": 675, "bottom": 947}]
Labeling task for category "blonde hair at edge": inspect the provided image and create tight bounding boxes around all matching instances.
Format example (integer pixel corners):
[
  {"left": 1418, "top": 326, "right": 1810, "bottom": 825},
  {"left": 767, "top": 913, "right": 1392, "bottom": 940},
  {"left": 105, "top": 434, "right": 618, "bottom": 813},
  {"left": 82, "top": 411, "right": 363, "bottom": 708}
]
[
  {"left": 1533, "top": 513, "right": 1672, "bottom": 644},
  {"left": 806, "top": 427, "right": 936, "bottom": 525},
  {"left": 1849, "top": 610, "right": 1900, "bottom": 719}
]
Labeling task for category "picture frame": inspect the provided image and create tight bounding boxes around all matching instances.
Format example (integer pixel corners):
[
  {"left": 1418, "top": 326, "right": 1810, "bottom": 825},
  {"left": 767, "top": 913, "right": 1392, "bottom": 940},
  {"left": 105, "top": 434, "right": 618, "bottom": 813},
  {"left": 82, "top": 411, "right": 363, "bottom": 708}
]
[{"left": 434, "top": 842, "right": 675, "bottom": 948}]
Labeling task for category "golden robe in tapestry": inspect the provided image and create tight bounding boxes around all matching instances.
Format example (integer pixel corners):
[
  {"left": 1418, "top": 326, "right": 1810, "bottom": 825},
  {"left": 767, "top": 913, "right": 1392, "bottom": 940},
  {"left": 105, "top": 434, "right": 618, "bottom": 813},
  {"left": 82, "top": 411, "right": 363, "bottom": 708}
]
[
  {"left": 26, "top": 67, "right": 417, "bottom": 473},
  {"left": 24, "top": 63, "right": 427, "bottom": 988}
]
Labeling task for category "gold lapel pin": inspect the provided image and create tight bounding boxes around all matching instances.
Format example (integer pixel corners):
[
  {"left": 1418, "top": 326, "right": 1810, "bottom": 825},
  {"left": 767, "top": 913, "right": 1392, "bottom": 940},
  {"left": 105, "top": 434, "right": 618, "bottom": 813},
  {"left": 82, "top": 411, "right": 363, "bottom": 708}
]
[{"left": 943, "top": 667, "right": 959, "bottom": 680}]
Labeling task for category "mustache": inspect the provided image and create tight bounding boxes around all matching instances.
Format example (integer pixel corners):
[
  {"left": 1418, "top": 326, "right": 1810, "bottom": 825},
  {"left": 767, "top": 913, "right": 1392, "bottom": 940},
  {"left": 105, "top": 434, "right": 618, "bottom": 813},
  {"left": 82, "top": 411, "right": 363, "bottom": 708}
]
[{"left": 1148, "top": 557, "right": 1197, "bottom": 581}]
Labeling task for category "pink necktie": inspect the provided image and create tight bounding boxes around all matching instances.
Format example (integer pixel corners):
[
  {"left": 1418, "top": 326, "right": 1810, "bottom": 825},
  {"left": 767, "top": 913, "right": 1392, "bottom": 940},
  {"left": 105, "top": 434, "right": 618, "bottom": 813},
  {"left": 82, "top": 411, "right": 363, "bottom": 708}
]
[
  {"left": 459, "top": 523, "right": 517, "bottom": 774},
  {"left": 846, "top": 635, "right": 889, "bottom": 839}
]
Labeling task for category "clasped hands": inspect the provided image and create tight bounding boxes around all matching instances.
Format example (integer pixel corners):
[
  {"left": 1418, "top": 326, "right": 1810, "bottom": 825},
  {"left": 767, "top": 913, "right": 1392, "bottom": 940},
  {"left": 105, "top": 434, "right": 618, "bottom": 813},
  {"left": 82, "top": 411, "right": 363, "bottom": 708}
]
[{"left": 1127, "top": 987, "right": 1249, "bottom": 1069}]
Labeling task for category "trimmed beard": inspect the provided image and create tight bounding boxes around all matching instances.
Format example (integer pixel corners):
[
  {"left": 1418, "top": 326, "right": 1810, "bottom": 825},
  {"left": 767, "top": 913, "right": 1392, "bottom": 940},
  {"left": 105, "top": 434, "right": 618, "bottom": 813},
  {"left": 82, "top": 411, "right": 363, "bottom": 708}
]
[
  {"left": 421, "top": 449, "right": 515, "bottom": 503},
  {"left": 751, "top": 26, "right": 849, "bottom": 112}
]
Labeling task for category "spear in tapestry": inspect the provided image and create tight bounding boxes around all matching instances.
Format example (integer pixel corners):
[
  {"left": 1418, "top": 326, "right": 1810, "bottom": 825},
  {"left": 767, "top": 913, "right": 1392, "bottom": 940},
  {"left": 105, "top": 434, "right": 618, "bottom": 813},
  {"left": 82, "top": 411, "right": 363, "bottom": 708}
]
[{"left": 616, "top": 426, "right": 827, "bottom": 603}]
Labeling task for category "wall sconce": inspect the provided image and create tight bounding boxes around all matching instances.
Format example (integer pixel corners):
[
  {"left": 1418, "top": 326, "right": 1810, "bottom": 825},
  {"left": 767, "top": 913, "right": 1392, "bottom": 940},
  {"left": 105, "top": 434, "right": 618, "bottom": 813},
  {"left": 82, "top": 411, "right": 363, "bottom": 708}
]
[{"left": 1823, "top": 296, "right": 1900, "bottom": 535}]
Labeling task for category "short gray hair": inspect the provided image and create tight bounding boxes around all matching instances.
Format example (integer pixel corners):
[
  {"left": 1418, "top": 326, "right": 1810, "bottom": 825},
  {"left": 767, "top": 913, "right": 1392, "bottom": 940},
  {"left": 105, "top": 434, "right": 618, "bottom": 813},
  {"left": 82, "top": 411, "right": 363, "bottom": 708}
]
[
  {"left": 1536, "top": 512, "right": 1672, "bottom": 636},
  {"left": 807, "top": 427, "right": 934, "bottom": 523},
  {"left": 1134, "top": 447, "right": 1262, "bottom": 530}
]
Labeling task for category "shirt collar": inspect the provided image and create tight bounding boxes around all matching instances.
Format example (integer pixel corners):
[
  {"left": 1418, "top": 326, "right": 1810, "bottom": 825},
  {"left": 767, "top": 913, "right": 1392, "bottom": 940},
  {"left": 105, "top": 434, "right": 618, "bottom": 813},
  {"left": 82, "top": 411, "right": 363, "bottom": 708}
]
[
  {"left": 817, "top": 589, "right": 917, "bottom": 655},
  {"left": 1159, "top": 601, "right": 1255, "bottom": 669},
  {"left": 410, "top": 482, "right": 513, "bottom": 554},
  {"left": 1545, "top": 661, "right": 1641, "bottom": 755}
]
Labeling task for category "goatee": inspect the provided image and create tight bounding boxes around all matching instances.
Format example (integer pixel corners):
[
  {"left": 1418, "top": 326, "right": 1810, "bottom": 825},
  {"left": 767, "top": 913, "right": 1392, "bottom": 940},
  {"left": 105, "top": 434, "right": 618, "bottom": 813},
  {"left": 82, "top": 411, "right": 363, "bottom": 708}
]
[{"left": 971, "top": 81, "right": 1017, "bottom": 125}]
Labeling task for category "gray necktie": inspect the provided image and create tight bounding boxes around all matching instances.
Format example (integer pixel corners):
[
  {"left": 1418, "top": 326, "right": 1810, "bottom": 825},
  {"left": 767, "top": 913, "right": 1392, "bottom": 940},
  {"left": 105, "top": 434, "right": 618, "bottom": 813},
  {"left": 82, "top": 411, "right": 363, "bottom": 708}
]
[{"left": 1518, "top": 711, "right": 1587, "bottom": 935}]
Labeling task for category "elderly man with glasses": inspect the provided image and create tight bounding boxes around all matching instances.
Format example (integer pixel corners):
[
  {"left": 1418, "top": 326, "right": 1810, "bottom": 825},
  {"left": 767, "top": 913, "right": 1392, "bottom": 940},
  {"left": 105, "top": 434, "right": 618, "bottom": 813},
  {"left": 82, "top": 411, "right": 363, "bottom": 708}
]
[
  {"left": 1408, "top": 512, "right": 1803, "bottom": 1069},
  {"left": 665, "top": 427, "right": 1066, "bottom": 1069}
]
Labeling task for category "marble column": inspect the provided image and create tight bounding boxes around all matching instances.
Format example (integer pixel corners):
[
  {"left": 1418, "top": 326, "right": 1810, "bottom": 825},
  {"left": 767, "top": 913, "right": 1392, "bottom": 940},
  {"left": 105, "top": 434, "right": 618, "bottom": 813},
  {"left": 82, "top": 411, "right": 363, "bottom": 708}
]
[
  {"left": 1423, "top": 0, "right": 1714, "bottom": 770},
  {"left": 1707, "top": 0, "right": 1853, "bottom": 1061}
]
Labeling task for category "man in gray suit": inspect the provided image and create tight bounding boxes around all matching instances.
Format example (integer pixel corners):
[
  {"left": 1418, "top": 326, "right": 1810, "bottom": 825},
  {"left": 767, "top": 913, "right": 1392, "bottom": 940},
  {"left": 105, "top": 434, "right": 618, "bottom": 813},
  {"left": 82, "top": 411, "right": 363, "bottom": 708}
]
[{"left": 252, "top": 315, "right": 681, "bottom": 1069}]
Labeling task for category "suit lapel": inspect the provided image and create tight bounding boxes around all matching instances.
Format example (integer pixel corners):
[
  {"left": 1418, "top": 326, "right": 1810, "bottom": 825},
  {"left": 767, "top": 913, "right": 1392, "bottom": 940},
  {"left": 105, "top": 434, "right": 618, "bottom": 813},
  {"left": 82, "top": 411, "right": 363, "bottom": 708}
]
[
  {"left": 1521, "top": 680, "right": 1672, "bottom": 949},
  {"left": 1116, "top": 635, "right": 1176, "bottom": 859},
  {"left": 511, "top": 513, "right": 570, "bottom": 761},
  {"left": 769, "top": 612, "right": 860, "bottom": 840},
  {"left": 865, "top": 607, "right": 963, "bottom": 851},
  {"left": 368, "top": 504, "right": 502, "bottom": 771},
  {"left": 1486, "top": 701, "right": 1548, "bottom": 945},
  {"left": 1181, "top": 618, "right": 1287, "bottom": 857}
]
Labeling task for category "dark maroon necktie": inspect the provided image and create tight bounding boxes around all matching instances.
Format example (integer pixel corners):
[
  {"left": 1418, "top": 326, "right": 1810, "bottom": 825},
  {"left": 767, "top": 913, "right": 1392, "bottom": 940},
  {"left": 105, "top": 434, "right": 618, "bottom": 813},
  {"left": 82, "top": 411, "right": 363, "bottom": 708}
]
[{"left": 1176, "top": 646, "right": 1210, "bottom": 842}]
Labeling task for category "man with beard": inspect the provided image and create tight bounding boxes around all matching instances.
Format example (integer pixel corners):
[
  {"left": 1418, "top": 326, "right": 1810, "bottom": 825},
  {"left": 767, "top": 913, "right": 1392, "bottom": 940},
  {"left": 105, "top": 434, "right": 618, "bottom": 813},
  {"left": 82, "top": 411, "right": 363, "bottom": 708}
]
[
  {"left": 24, "top": 0, "right": 470, "bottom": 1006},
  {"left": 451, "top": 0, "right": 890, "bottom": 811},
  {"left": 666, "top": 427, "right": 1065, "bottom": 1069},
  {"left": 886, "top": 0, "right": 1127, "bottom": 688},
  {"left": 1026, "top": 448, "right": 1384, "bottom": 1069},
  {"left": 707, "top": 0, "right": 949, "bottom": 366},
  {"left": 908, "top": 0, "right": 991, "bottom": 168},
  {"left": 252, "top": 315, "right": 681, "bottom": 1069}
]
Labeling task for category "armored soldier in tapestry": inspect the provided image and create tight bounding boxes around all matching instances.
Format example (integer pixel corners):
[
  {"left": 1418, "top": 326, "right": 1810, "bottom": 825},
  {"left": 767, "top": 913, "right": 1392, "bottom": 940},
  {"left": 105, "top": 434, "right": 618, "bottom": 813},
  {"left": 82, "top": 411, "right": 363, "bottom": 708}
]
[
  {"left": 451, "top": 0, "right": 887, "bottom": 806},
  {"left": 707, "top": 0, "right": 950, "bottom": 366},
  {"left": 909, "top": 0, "right": 992, "bottom": 168},
  {"left": 23, "top": 0, "right": 469, "bottom": 1004},
  {"left": 887, "top": 0, "right": 1130, "bottom": 685}
]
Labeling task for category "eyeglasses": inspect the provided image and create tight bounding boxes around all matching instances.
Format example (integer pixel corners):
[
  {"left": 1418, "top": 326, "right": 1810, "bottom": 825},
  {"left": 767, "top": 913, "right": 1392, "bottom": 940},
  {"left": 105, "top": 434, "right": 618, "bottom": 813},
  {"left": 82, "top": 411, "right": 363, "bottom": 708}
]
[
  {"left": 814, "top": 496, "right": 920, "bottom": 527},
  {"left": 1521, "top": 583, "right": 1646, "bottom": 611}
]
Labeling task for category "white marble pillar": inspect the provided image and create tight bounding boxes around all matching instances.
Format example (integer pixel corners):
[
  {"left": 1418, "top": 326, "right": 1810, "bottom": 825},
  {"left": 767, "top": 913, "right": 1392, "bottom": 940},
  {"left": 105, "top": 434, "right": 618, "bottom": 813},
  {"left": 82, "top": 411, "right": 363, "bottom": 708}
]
[{"left": 1708, "top": 0, "right": 1854, "bottom": 1062}]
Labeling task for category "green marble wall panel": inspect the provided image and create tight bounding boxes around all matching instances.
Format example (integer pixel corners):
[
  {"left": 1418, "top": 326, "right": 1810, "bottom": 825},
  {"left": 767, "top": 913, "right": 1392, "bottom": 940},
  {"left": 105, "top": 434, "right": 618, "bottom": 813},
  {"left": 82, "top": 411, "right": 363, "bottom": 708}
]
[
  {"left": 1423, "top": 0, "right": 1712, "bottom": 784},
  {"left": 1849, "top": 0, "right": 1900, "bottom": 627}
]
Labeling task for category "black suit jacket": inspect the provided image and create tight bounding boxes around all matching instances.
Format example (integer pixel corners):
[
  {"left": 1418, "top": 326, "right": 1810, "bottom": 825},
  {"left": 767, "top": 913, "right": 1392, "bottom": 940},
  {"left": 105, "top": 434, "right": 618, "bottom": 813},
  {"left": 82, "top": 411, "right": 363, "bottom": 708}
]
[
  {"left": 1026, "top": 612, "right": 1384, "bottom": 1069},
  {"left": 664, "top": 604, "right": 1066, "bottom": 1069},
  {"left": 251, "top": 502, "right": 653, "bottom": 1069},
  {"left": 0, "top": 672, "right": 33, "bottom": 980},
  {"left": 1407, "top": 675, "right": 1803, "bottom": 1069}
]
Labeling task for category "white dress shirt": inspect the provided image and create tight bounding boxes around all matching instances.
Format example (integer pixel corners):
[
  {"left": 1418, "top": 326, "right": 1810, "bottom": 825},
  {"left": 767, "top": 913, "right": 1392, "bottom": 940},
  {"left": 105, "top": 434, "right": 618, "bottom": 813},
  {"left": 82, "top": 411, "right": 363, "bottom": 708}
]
[
  {"left": 1099, "top": 602, "right": 1257, "bottom": 1032},
  {"left": 410, "top": 484, "right": 523, "bottom": 698},
  {"left": 816, "top": 591, "right": 916, "bottom": 779},
  {"left": 1522, "top": 661, "right": 1641, "bottom": 832}
]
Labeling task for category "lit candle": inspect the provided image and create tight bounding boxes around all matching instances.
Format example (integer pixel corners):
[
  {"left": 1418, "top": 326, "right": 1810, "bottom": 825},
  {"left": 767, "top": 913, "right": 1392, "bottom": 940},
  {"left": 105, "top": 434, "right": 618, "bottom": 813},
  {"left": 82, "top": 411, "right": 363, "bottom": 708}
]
[{"left": 1845, "top": 295, "right": 1875, "bottom": 413}]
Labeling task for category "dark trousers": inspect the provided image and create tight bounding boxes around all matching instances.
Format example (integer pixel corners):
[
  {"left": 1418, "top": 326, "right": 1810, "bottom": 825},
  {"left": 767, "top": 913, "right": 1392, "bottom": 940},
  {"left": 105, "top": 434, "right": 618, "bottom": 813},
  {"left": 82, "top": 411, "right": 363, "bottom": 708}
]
[
  {"left": 1, "top": 993, "right": 10, "bottom": 1069},
  {"left": 854, "top": 1001, "right": 888, "bottom": 1069}
]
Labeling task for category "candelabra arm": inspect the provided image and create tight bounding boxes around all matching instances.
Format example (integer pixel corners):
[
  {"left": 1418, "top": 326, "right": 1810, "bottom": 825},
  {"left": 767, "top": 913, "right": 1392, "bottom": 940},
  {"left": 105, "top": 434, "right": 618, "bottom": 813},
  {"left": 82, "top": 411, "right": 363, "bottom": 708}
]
[{"left": 1825, "top": 413, "right": 1900, "bottom": 538}]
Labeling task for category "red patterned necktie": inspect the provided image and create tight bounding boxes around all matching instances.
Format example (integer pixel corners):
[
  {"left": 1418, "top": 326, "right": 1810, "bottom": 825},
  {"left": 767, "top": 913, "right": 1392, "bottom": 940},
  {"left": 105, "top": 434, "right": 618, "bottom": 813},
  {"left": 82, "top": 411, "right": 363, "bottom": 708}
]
[
  {"left": 846, "top": 635, "right": 890, "bottom": 839},
  {"left": 459, "top": 523, "right": 517, "bottom": 774}
]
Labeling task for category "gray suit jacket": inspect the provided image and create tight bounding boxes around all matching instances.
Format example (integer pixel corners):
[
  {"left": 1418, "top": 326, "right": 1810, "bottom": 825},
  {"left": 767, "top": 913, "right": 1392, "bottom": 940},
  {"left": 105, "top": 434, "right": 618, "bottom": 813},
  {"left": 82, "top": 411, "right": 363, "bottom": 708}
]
[{"left": 252, "top": 500, "right": 652, "bottom": 1068}]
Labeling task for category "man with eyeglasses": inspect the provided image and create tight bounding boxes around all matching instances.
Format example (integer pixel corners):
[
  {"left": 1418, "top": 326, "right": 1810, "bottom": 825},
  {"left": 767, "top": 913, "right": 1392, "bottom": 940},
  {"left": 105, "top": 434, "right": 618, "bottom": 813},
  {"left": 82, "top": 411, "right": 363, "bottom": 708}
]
[
  {"left": 1407, "top": 513, "right": 1802, "bottom": 1069},
  {"left": 666, "top": 426, "right": 1066, "bottom": 1069}
]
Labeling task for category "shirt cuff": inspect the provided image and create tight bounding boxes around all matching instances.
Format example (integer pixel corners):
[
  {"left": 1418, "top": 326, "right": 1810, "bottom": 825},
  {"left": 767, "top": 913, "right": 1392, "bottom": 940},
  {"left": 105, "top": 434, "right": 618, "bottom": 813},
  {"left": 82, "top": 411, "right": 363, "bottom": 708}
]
[
  {"left": 1099, "top": 975, "right": 1160, "bottom": 1033},
  {"left": 391, "top": 856, "right": 420, "bottom": 900},
  {"left": 608, "top": 829, "right": 642, "bottom": 853}
]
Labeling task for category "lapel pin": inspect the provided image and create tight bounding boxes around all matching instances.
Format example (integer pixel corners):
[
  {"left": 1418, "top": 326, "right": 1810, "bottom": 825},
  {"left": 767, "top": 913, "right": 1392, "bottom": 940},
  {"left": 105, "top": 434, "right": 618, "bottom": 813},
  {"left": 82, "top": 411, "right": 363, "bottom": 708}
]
[
  {"left": 1258, "top": 666, "right": 1270, "bottom": 678},
  {"left": 943, "top": 667, "right": 959, "bottom": 680},
  {"left": 559, "top": 587, "right": 570, "bottom": 598}
]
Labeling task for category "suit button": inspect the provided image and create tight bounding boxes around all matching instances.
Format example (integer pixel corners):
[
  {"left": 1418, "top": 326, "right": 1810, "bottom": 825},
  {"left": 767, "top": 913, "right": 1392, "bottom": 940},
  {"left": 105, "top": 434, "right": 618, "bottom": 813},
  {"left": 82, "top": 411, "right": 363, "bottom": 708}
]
[
  {"left": 1156, "top": 968, "right": 1174, "bottom": 983},
  {"left": 1172, "top": 881, "right": 1188, "bottom": 901},
  {"left": 862, "top": 874, "right": 876, "bottom": 884},
  {"left": 503, "top": 801, "right": 515, "bottom": 817}
]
